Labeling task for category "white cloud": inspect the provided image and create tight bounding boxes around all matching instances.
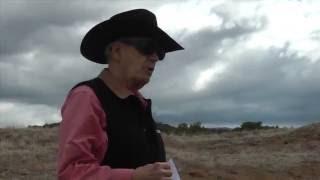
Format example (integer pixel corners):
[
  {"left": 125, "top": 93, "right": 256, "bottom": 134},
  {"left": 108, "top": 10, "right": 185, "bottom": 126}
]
[
  {"left": 0, "top": 101, "right": 60, "bottom": 127},
  {"left": 0, "top": 102, "right": 15, "bottom": 112},
  {"left": 193, "top": 62, "right": 227, "bottom": 91},
  {"left": 245, "top": 0, "right": 320, "bottom": 61},
  {"left": 156, "top": 0, "right": 224, "bottom": 35}
]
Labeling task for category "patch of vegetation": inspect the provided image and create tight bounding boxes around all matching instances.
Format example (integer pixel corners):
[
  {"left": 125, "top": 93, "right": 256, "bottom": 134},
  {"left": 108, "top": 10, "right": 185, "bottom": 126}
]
[
  {"left": 158, "top": 121, "right": 279, "bottom": 135},
  {"left": 28, "top": 122, "right": 60, "bottom": 128},
  {"left": 233, "top": 121, "right": 279, "bottom": 131},
  {"left": 157, "top": 122, "right": 231, "bottom": 135}
]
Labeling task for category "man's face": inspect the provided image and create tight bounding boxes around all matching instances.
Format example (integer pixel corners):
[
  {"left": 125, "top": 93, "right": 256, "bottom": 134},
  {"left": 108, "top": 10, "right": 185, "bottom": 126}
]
[{"left": 117, "top": 38, "right": 163, "bottom": 87}]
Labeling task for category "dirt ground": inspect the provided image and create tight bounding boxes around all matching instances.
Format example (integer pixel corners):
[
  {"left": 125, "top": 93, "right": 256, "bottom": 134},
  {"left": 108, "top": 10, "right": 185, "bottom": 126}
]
[
  {"left": 165, "top": 123, "right": 320, "bottom": 180},
  {"left": 0, "top": 123, "right": 319, "bottom": 180}
]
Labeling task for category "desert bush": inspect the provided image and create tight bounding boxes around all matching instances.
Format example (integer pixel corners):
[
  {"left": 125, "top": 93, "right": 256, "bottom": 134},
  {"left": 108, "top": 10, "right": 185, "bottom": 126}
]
[
  {"left": 234, "top": 121, "right": 279, "bottom": 131},
  {"left": 241, "top": 121, "right": 263, "bottom": 130},
  {"left": 188, "top": 122, "right": 205, "bottom": 133},
  {"left": 157, "top": 122, "right": 209, "bottom": 135},
  {"left": 177, "top": 123, "right": 188, "bottom": 130}
]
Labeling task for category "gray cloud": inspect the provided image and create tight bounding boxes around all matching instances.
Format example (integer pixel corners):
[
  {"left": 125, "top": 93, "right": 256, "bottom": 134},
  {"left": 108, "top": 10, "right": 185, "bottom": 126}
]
[
  {"left": 0, "top": 0, "right": 109, "bottom": 107},
  {"left": 0, "top": 0, "right": 163, "bottom": 106},
  {"left": 146, "top": 21, "right": 264, "bottom": 98},
  {"left": 1, "top": 1, "right": 107, "bottom": 56},
  {"left": 0, "top": 0, "right": 165, "bottom": 56},
  {"left": 149, "top": 44, "right": 320, "bottom": 126}
]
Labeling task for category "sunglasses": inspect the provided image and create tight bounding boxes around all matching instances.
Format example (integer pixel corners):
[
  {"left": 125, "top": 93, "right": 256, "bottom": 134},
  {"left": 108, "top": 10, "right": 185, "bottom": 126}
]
[{"left": 118, "top": 38, "right": 165, "bottom": 60}]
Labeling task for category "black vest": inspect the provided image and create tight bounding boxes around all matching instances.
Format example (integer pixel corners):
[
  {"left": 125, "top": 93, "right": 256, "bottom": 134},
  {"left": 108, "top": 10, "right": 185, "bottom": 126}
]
[{"left": 72, "top": 77, "right": 166, "bottom": 168}]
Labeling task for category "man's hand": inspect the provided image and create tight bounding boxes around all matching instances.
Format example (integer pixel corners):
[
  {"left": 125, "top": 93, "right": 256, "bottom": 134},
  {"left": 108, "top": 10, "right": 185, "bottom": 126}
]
[{"left": 132, "top": 162, "right": 172, "bottom": 180}]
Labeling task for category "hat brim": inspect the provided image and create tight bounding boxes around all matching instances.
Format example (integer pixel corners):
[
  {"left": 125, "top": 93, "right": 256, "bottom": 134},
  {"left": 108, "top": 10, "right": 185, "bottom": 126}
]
[{"left": 80, "top": 20, "right": 184, "bottom": 64}]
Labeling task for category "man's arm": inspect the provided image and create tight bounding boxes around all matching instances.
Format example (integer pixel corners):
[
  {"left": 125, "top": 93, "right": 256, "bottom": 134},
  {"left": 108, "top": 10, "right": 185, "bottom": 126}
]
[{"left": 57, "top": 86, "right": 133, "bottom": 180}]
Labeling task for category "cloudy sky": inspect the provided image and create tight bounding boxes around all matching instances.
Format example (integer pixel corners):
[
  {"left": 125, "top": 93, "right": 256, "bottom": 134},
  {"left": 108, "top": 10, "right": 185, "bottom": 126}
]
[{"left": 1, "top": 0, "right": 320, "bottom": 128}]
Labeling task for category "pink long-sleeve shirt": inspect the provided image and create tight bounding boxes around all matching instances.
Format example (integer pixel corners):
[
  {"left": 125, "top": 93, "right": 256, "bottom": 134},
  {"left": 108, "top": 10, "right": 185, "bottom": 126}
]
[{"left": 58, "top": 85, "right": 146, "bottom": 180}]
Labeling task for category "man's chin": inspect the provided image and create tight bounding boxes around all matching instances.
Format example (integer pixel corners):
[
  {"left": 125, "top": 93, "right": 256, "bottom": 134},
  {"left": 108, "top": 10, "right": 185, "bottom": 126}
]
[
  {"left": 130, "top": 77, "right": 150, "bottom": 90},
  {"left": 139, "top": 75, "right": 151, "bottom": 83},
  {"left": 139, "top": 78, "right": 150, "bottom": 87}
]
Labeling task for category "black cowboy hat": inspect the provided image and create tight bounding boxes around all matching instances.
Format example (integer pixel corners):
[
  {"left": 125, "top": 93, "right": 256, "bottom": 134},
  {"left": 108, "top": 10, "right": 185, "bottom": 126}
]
[{"left": 80, "top": 9, "right": 184, "bottom": 64}]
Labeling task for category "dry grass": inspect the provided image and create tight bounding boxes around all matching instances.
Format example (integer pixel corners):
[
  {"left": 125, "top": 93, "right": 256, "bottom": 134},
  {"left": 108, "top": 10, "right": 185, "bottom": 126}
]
[
  {"left": 0, "top": 123, "right": 319, "bottom": 180},
  {"left": 0, "top": 127, "right": 58, "bottom": 180},
  {"left": 165, "top": 125, "right": 320, "bottom": 180}
]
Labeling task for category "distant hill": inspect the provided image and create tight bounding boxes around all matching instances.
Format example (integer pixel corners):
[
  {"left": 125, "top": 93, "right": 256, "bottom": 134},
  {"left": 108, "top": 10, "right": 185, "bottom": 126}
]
[
  {"left": 27, "top": 121, "right": 282, "bottom": 134},
  {"left": 28, "top": 122, "right": 60, "bottom": 128}
]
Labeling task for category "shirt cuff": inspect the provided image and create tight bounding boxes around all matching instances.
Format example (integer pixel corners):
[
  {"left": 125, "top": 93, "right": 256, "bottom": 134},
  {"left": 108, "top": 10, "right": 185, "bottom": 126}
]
[{"left": 110, "top": 168, "right": 134, "bottom": 180}]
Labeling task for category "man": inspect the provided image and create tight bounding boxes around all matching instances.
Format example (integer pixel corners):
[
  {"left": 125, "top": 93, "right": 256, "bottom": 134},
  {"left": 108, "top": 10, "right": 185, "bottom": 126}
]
[{"left": 58, "top": 9, "right": 184, "bottom": 180}]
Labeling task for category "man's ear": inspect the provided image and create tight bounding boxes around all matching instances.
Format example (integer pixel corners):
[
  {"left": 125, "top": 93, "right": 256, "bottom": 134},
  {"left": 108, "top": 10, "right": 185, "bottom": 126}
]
[{"left": 109, "top": 42, "right": 123, "bottom": 63}]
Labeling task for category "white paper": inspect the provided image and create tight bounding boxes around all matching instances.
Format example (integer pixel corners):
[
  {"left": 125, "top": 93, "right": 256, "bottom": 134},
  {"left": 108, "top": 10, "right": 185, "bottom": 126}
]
[{"left": 168, "top": 158, "right": 181, "bottom": 180}]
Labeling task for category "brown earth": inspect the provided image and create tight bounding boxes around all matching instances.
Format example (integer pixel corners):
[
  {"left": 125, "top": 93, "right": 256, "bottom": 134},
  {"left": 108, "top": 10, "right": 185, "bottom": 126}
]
[
  {"left": 0, "top": 123, "right": 319, "bottom": 180},
  {"left": 165, "top": 123, "right": 320, "bottom": 180}
]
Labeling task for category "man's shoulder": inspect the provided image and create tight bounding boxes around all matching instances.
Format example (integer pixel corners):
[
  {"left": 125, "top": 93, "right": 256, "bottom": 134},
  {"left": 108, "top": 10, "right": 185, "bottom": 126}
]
[
  {"left": 69, "top": 78, "right": 102, "bottom": 95},
  {"left": 71, "top": 85, "right": 95, "bottom": 95},
  {"left": 64, "top": 85, "right": 97, "bottom": 104}
]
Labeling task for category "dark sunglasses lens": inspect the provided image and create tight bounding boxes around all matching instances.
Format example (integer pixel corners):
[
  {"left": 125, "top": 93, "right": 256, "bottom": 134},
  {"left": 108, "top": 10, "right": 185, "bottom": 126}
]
[
  {"left": 140, "top": 41, "right": 155, "bottom": 54},
  {"left": 139, "top": 40, "right": 165, "bottom": 60},
  {"left": 121, "top": 38, "right": 165, "bottom": 60}
]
